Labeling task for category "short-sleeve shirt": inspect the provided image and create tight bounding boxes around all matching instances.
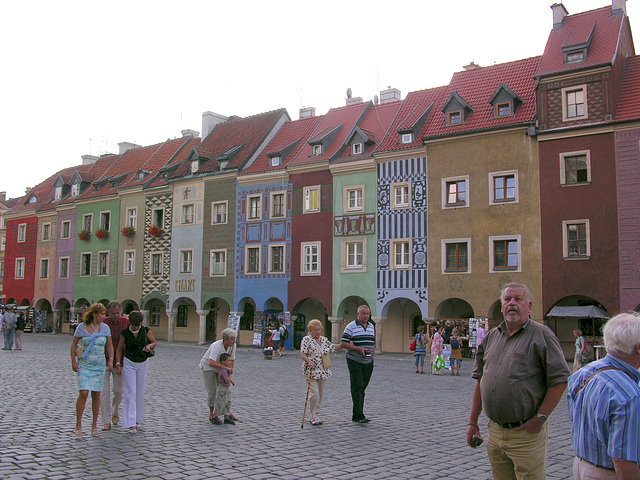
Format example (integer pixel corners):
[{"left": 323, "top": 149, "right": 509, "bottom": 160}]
[
  {"left": 219, "top": 368, "right": 231, "bottom": 387},
  {"left": 200, "top": 339, "right": 236, "bottom": 372},
  {"left": 472, "top": 319, "right": 570, "bottom": 424},
  {"left": 431, "top": 332, "right": 444, "bottom": 355},
  {"left": 341, "top": 320, "right": 375, "bottom": 364}
]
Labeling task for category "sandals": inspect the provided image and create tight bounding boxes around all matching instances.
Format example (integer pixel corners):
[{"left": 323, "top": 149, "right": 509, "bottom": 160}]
[
  {"left": 128, "top": 427, "right": 137, "bottom": 434},
  {"left": 74, "top": 429, "right": 83, "bottom": 438},
  {"left": 91, "top": 428, "right": 100, "bottom": 437},
  {"left": 310, "top": 418, "right": 323, "bottom": 426},
  {"left": 102, "top": 424, "right": 111, "bottom": 431},
  {"left": 112, "top": 415, "right": 119, "bottom": 425}
]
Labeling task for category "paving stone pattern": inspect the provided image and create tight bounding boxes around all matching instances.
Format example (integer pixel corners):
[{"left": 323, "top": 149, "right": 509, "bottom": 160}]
[{"left": 0, "top": 334, "right": 575, "bottom": 479}]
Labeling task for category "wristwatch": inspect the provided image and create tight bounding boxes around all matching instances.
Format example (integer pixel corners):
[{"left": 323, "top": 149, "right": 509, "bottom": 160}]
[{"left": 537, "top": 413, "right": 548, "bottom": 423}]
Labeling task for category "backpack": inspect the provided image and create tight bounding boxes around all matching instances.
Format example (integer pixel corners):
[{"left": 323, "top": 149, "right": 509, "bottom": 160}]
[
  {"left": 583, "top": 341, "right": 594, "bottom": 362},
  {"left": 451, "top": 338, "right": 460, "bottom": 349},
  {"left": 280, "top": 326, "right": 289, "bottom": 340}
]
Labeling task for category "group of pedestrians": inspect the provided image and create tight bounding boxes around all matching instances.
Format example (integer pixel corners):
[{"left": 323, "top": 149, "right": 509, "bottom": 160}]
[
  {"left": 70, "top": 301, "right": 156, "bottom": 437},
  {"left": 1, "top": 306, "right": 25, "bottom": 350}
]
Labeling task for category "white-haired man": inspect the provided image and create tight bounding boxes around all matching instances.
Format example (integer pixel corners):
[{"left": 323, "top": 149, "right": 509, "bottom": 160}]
[
  {"left": 568, "top": 312, "right": 640, "bottom": 479},
  {"left": 200, "top": 328, "right": 239, "bottom": 424}
]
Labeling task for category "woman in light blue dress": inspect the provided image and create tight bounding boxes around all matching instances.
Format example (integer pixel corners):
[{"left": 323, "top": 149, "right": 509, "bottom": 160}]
[{"left": 70, "top": 304, "right": 114, "bottom": 437}]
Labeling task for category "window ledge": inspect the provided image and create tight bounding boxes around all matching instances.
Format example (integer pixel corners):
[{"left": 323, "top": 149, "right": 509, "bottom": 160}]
[
  {"left": 444, "top": 270, "right": 470, "bottom": 274},
  {"left": 561, "top": 182, "right": 591, "bottom": 188},
  {"left": 563, "top": 256, "right": 591, "bottom": 261}
]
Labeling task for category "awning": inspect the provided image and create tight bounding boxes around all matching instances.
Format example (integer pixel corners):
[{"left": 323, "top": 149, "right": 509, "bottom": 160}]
[{"left": 547, "top": 305, "right": 610, "bottom": 319}]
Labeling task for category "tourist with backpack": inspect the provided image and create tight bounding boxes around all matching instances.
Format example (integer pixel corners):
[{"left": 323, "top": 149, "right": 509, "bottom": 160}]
[{"left": 269, "top": 320, "right": 287, "bottom": 357}]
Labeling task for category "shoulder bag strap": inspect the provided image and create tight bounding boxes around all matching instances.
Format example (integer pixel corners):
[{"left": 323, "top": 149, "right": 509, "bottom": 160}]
[{"left": 574, "top": 366, "right": 628, "bottom": 397}]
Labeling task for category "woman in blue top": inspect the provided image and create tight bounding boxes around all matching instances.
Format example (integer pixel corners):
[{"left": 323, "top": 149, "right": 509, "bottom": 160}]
[
  {"left": 70, "top": 303, "right": 114, "bottom": 438},
  {"left": 414, "top": 324, "right": 429, "bottom": 374},
  {"left": 573, "top": 329, "right": 586, "bottom": 372}
]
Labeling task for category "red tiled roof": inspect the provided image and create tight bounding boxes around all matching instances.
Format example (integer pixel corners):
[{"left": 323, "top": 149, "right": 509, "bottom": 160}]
[
  {"left": 174, "top": 109, "right": 288, "bottom": 178},
  {"left": 424, "top": 56, "right": 540, "bottom": 139},
  {"left": 375, "top": 86, "right": 448, "bottom": 153},
  {"left": 288, "top": 102, "right": 370, "bottom": 166},
  {"left": 536, "top": 6, "right": 624, "bottom": 78},
  {"left": 241, "top": 115, "right": 324, "bottom": 175},
  {"left": 615, "top": 55, "right": 640, "bottom": 121}
]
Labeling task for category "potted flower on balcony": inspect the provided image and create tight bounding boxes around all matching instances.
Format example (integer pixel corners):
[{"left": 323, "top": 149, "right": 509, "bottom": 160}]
[
  {"left": 95, "top": 228, "right": 110, "bottom": 240},
  {"left": 78, "top": 229, "right": 91, "bottom": 241},
  {"left": 147, "top": 225, "right": 164, "bottom": 238},
  {"left": 121, "top": 226, "right": 136, "bottom": 238}
]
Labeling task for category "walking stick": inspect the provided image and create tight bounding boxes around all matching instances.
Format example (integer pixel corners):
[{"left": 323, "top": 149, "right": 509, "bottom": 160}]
[{"left": 301, "top": 374, "right": 312, "bottom": 429}]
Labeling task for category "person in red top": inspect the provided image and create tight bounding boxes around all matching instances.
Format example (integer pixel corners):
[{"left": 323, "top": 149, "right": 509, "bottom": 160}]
[{"left": 100, "top": 301, "right": 129, "bottom": 430}]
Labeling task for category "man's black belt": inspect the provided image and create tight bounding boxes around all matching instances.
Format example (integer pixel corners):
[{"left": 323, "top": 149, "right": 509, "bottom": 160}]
[{"left": 494, "top": 419, "right": 526, "bottom": 429}]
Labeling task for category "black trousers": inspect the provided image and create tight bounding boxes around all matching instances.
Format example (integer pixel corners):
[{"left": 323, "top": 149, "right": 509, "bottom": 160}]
[{"left": 347, "top": 358, "right": 374, "bottom": 420}]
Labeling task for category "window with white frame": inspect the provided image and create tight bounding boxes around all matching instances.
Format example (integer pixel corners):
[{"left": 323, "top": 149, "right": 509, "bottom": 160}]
[
  {"left": 245, "top": 246, "right": 261, "bottom": 274},
  {"left": 489, "top": 235, "right": 521, "bottom": 272},
  {"left": 17, "top": 223, "right": 26, "bottom": 242},
  {"left": 71, "top": 183, "right": 80, "bottom": 197},
  {"left": 80, "top": 253, "right": 91, "bottom": 276},
  {"left": 150, "top": 305, "right": 161, "bottom": 327},
  {"left": 15, "top": 258, "right": 25, "bottom": 279},
  {"left": 82, "top": 214, "right": 92, "bottom": 232},
  {"left": 563, "top": 220, "right": 590, "bottom": 259},
  {"left": 270, "top": 156, "right": 281, "bottom": 167},
  {"left": 152, "top": 208, "right": 165, "bottom": 227},
  {"left": 392, "top": 239, "right": 411, "bottom": 269},
  {"left": 54, "top": 186, "right": 62, "bottom": 200},
  {"left": 1, "top": 235, "right": 5, "bottom": 251},
  {"left": 342, "top": 237, "right": 366, "bottom": 272},
  {"left": 179, "top": 249, "right": 193, "bottom": 274},
  {"left": 442, "top": 176, "right": 469, "bottom": 208},
  {"left": 270, "top": 192, "right": 286, "bottom": 218},
  {"left": 312, "top": 145, "right": 322, "bottom": 156},
  {"left": 126, "top": 207, "right": 137, "bottom": 229},
  {"left": 124, "top": 250, "right": 135, "bottom": 274},
  {"left": 391, "top": 182, "right": 411, "bottom": 209},
  {"left": 560, "top": 151, "right": 591, "bottom": 185},
  {"left": 42, "top": 223, "right": 51, "bottom": 241},
  {"left": 562, "top": 85, "right": 588, "bottom": 121},
  {"left": 211, "top": 201, "right": 228, "bottom": 224},
  {"left": 99, "top": 211, "right": 111, "bottom": 231},
  {"left": 401, "top": 133, "right": 413, "bottom": 144},
  {"left": 352, "top": 143, "right": 363, "bottom": 155},
  {"left": 247, "top": 195, "right": 261, "bottom": 220},
  {"left": 40, "top": 258, "right": 49, "bottom": 279},
  {"left": 182, "top": 204, "right": 194, "bottom": 224},
  {"left": 269, "top": 244, "right": 285, "bottom": 274},
  {"left": 210, "top": 249, "right": 227, "bottom": 276},
  {"left": 442, "top": 239, "right": 471, "bottom": 273},
  {"left": 59, "top": 257, "right": 69, "bottom": 278},
  {"left": 61, "top": 221, "right": 71, "bottom": 239},
  {"left": 151, "top": 253, "right": 163, "bottom": 275},
  {"left": 304, "top": 186, "right": 320, "bottom": 213},
  {"left": 344, "top": 186, "right": 364, "bottom": 213},
  {"left": 489, "top": 171, "right": 518, "bottom": 204},
  {"left": 98, "top": 252, "right": 109, "bottom": 276},
  {"left": 301, "top": 242, "right": 321, "bottom": 275}
]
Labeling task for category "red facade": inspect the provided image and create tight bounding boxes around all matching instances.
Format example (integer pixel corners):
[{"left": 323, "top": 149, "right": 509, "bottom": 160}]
[{"left": 3, "top": 216, "right": 38, "bottom": 306}]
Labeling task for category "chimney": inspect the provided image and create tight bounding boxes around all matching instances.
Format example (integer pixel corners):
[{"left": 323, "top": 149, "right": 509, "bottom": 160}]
[
  {"left": 118, "top": 142, "right": 141, "bottom": 155},
  {"left": 551, "top": 3, "right": 569, "bottom": 29},
  {"left": 463, "top": 61, "right": 481, "bottom": 71},
  {"left": 299, "top": 107, "right": 316, "bottom": 119},
  {"left": 81, "top": 154, "right": 98, "bottom": 165},
  {"left": 25, "top": 187, "right": 32, "bottom": 194},
  {"left": 380, "top": 87, "right": 401, "bottom": 104},
  {"left": 612, "top": 0, "right": 626, "bottom": 14},
  {"left": 202, "top": 111, "right": 228, "bottom": 138},
  {"left": 181, "top": 129, "right": 199, "bottom": 138},
  {"left": 0, "top": 191, "right": 6, "bottom": 202}
]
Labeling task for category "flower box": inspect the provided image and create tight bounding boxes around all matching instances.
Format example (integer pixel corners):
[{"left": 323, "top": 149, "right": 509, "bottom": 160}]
[
  {"left": 147, "top": 225, "right": 164, "bottom": 237},
  {"left": 121, "top": 226, "right": 136, "bottom": 238},
  {"left": 95, "top": 228, "right": 110, "bottom": 240},
  {"left": 78, "top": 229, "right": 91, "bottom": 241}
]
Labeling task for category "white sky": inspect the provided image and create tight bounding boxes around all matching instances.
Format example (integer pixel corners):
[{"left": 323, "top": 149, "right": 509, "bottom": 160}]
[{"left": 1, "top": 0, "right": 637, "bottom": 200}]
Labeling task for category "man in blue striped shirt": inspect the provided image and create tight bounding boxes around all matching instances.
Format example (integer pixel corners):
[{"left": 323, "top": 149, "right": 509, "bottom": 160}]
[
  {"left": 567, "top": 312, "right": 640, "bottom": 479},
  {"left": 341, "top": 305, "right": 375, "bottom": 423}
]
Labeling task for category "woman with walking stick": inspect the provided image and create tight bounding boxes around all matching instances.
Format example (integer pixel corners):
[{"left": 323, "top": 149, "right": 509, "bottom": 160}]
[{"left": 300, "top": 319, "right": 342, "bottom": 426}]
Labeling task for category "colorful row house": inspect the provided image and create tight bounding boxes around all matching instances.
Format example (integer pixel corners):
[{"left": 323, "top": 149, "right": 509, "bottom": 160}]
[{"left": 2, "top": 1, "right": 639, "bottom": 355}]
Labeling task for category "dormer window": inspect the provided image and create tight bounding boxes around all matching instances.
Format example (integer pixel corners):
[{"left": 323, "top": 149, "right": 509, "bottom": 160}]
[
  {"left": 352, "top": 143, "right": 363, "bottom": 155},
  {"left": 448, "top": 111, "right": 462, "bottom": 126},
  {"left": 312, "top": 145, "right": 322, "bottom": 156},
  {"left": 497, "top": 102, "right": 512, "bottom": 117},
  {"left": 191, "top": 160, "right": 198, "bottom": 174},
  {"left": 27, "top": 195, "right": 37, "bottom": 204},
  {"left": 566, "top": 51, "right": 585, "bottom": 63},
  {"left": 271, "top": 156, "right": 281, "bottom": 167},
  {"left": 401, "top": 133, "right": 413, "bottom": 144},
  {"left": 71, "top": 184, "right": 80, "bottom": 197},
  {"left": 54, "top": 186, "right": 62, "bottom": 200},
  {"left": 138, "top": 172, "right": 145, "bottom": 180},
  {"left": 219, "top": 160, "right": 228, "bottom": 170}
]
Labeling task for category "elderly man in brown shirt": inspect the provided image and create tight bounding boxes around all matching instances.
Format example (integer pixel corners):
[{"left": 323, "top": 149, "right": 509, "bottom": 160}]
[{"left": 467, "top": 283, "right": 570, "bottom": 480}]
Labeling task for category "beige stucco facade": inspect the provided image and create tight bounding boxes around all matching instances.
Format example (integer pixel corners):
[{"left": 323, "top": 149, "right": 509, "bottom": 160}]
[{"left": 427, "top": 128, "right": 543, "bottom": 323}]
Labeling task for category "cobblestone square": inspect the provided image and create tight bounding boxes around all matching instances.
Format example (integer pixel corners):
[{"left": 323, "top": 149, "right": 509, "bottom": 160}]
[{"left": 1, "top": 334, "right": 575, "bottom": 479}]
